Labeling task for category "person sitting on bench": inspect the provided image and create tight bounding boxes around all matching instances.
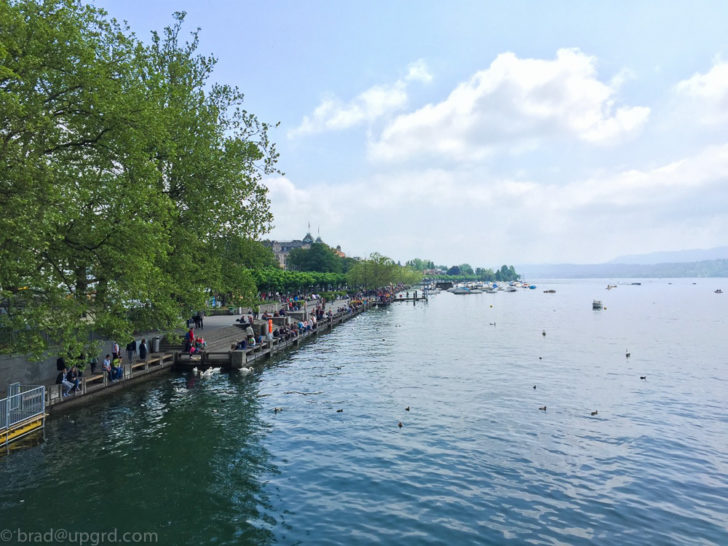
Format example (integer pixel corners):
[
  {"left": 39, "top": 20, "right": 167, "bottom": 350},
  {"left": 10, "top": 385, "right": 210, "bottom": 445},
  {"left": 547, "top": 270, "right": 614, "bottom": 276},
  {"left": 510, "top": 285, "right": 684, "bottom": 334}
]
[{"left": 56, "top": 367, "right": 75, "bottom": 397}]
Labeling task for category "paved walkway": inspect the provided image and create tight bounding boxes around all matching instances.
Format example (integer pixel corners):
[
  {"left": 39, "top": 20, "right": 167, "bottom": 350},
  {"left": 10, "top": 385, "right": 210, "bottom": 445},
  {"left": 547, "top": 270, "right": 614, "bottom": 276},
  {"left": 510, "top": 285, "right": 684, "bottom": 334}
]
[{"left": 188, "top": 298, "right": 353, "bottom": 352}]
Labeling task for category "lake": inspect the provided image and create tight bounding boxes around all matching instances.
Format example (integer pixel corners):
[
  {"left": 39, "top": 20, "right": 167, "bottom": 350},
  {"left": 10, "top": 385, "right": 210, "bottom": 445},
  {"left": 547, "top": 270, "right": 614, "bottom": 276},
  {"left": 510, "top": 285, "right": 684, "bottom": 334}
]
[{"left": 1, "top": 279, "right": 727, "bottom": 545}]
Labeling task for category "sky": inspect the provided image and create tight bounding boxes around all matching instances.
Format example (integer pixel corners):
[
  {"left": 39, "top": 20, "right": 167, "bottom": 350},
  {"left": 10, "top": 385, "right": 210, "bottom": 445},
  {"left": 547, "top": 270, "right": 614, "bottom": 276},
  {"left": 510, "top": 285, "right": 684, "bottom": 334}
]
[{"left": 95, "top": 0, "right": 728, "bottom": 266}]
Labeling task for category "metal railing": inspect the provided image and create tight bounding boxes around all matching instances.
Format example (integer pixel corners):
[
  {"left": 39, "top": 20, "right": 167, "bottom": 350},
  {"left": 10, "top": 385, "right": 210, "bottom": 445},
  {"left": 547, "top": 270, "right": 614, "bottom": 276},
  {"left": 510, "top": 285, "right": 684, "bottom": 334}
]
[{"left": 1, "top": 383, "right": 46, "bottom": 443}]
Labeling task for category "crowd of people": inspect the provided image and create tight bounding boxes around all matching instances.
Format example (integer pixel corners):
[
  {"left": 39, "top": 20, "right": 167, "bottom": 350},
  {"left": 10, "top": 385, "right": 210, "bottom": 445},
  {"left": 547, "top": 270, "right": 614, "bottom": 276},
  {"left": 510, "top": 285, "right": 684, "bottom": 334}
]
[
  {"left": 184, "top": 328, "right": 206, "bottom": 354},
  {"left": 54, "top": 336, "right": 152, "bottom": 396},
  {"left": 229, "top": 296, "right": 371, "bottom": 351},
  {"left": 52, "top": 291, "right": 383, "bottom": 398}
]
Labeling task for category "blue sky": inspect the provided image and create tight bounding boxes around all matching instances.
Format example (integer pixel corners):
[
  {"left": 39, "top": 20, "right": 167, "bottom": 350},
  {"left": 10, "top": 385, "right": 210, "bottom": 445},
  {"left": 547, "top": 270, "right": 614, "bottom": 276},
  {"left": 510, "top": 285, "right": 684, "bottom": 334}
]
[{"left": 96, "top": 1, "right": 728, "bottom": 266}]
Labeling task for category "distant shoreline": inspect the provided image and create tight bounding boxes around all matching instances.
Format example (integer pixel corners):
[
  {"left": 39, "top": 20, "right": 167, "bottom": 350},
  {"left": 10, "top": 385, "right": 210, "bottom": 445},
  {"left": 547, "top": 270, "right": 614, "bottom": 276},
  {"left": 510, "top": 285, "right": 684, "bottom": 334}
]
[{"left": 516, "top": 258, "right": 728, "bottom": 279}]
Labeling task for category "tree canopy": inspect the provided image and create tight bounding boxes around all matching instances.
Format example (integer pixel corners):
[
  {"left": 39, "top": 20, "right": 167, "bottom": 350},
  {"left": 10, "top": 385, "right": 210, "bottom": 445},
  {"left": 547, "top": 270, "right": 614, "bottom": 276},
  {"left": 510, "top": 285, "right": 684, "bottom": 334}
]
[
  {"left": 287, "top": 243, "right": 344, "bottom": 273},
  {"left": 347, "top": 253, "right": 421, "bottom": 290},
  {"left": 0, "top": 1, "right": 277, "bottom": 358}
]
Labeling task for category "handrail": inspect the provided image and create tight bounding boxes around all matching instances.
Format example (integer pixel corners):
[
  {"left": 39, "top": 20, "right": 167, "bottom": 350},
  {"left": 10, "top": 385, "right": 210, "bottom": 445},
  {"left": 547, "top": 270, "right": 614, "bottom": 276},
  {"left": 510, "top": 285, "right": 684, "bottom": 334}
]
[{"left": 1, "top": 385, "right": 46, "bottom": 445}]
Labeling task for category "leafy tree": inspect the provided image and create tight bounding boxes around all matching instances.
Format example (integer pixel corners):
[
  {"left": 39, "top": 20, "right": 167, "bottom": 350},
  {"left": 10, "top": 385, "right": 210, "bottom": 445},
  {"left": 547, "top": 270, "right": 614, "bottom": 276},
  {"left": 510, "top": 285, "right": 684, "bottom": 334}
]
[
  {"left": 494, "top": 265, "right": 519, "bottom": 282},
  {"left": 143, "top": 12, "right": 277, "bottom": 319},
  {"left": 0, "top": 0, "right": 172, "bottom": 357},
  {"left": 287, "top": 242, "right": 341, "bottom": 273},
  {"left": 406, "top": 258, "right": 435, "bottom": 271},
  {"left": 447, "top": 266, "right": 462, "bottom": 276},
  {"left": 347, "top": 253, "right": 420, "bottom": 290},
  {"left": 459, "top": 263, "right": 474, "bottom": 275},
  {"left": 0, "top": 3, "right": 277, "bottom": 358},
  {"left": 476, "top": 267, "right": 496, "bottom": 281},
  {"left": 213, "top": 237, "right": 275, "bottom": 305}
]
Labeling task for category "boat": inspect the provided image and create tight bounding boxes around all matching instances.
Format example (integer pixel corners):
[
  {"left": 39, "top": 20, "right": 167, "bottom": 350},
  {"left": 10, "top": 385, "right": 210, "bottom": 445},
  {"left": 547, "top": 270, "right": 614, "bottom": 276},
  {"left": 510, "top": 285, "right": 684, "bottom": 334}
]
[
  {"left": 592, "top": 300, "right": 603, "bottom": 310},
  {"left": 506, "top": 287, "right": 517, "bottom": 292},
  {"left": 451, "top": 287, "right": 471, "bottom": 295},
  {"left": 606, "top": 284, "right": 617, "bottom": 290},
  {"left": 543, "top": 289, "right": 556, "bottom": 293},
  {"left": 715, "top": 289, "right": 723, "bottom": 294}
]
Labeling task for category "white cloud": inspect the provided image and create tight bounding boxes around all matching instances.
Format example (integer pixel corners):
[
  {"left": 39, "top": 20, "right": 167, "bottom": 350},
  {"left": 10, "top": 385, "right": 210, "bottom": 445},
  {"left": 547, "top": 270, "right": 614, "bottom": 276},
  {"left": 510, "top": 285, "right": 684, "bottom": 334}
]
[
  {"left": 405, "top": 59, "right": 433, "bottom": 83},
  {"left": 369, "top": 48, "right": 650, "bottom": 163},
  {"left": 288, "top": 60, "right": 432, "bottom": 138},
  {"left": 675, "top": 59, "right": 728, "bottom": 124},
  {"left": 264, "top": 143, "right": 728, "bottom": 264}
]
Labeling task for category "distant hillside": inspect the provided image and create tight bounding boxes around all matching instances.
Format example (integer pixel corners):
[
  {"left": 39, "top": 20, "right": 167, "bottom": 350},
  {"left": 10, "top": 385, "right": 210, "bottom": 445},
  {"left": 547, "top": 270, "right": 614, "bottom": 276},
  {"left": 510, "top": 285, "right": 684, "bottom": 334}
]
[
  {"left": 517, "top": 259, "right": 728, "bottom": 279},
  {"left": 608, "top": 246, "right": 728, "bottom": 264}
]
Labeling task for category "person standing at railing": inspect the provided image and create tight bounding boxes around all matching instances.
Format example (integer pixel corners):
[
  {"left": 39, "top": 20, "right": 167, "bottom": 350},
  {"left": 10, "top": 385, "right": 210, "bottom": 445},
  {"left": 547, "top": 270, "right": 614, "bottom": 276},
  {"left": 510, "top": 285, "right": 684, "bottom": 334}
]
[
  {"left": 139, "top": 339, "right": 148, "bottom": 361},
  {"left": 111, "top": 357, "right": 123, "bottom": 381},
  {"left": 103, "top": 354, "right": 112, "bottom": 383},
  {"left": 126, "top": 339, "right": 137, "bottom": 365}
]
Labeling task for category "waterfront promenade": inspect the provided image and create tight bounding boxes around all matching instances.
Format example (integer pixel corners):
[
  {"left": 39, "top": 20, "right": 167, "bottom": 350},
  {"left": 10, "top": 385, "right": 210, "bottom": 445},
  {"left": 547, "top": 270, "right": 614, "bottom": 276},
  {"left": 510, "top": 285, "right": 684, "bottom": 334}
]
[{"left": 43, "top": 298, "right": 371, "bottom": 413}]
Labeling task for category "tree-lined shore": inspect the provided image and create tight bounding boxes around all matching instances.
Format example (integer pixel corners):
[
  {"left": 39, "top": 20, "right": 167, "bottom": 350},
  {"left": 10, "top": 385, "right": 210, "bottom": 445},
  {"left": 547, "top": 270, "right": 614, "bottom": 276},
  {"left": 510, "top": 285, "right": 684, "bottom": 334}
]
[
  {"left": 0, "top": 0, "right": 518, "bottom": 362},
  {"left": 1, "top": 1, "right": 276, "bottom": 358}
]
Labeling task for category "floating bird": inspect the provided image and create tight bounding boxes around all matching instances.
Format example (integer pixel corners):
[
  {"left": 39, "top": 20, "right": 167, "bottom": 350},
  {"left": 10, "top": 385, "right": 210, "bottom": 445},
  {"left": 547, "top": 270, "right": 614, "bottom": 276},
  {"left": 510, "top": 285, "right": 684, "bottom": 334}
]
[
  {"left": 640, "top": 376, "right": 646, "bottom": 380},
  {"left": 626, "top": 350, "right": 631, "bottom": 358},
  {"left": 538, "top": 356, "right": 542, "bottom": 360},
  {"left": 405, "top": 406, "right": 410, "bottom": 411},
  {"left": 539, "top": 406, "right": 547, "bottom": 411},
  {"left": 533, "top": 385, "right": 537, "bottom": 389},
  {"left": 591, "top": 410, "right": 598, "bottom": 416},
  {"left": 273, "top": 407, "right": 283, "bottom": 413},
  {"left": 542, "top": 330, "right": 546, "bottom": 336},
  {"left": 398, "top": 421, "right": 403, "bottom": 428},
  {"left": 336, "top": 409, "right": 343, "bottom": 413}
]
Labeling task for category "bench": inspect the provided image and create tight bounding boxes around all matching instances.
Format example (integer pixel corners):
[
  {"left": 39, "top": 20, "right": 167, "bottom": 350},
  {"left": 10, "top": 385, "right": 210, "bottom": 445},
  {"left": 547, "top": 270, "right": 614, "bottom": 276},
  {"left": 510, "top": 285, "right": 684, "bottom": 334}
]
[{"left": 131, "top": 360, "right": 148, "bottom": 371}]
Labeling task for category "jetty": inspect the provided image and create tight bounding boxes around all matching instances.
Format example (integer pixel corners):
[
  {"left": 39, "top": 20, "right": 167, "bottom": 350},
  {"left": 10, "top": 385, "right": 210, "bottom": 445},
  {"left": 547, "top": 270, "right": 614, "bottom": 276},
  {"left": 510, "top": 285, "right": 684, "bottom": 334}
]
[{"left": 392, "top": 292, "right": 428, "bottom": 302}]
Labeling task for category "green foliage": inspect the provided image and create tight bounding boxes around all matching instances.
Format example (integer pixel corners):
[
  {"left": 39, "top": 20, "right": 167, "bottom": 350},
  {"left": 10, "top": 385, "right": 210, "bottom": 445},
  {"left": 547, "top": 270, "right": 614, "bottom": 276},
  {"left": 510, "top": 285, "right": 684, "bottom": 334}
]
[
  {"left": 347, "top": 253, "right": 422, "bottom": 290},
  {"left": 252, "top": 268, "right": 347, "bottom": 294},
  {"left": 405, "top": 258, "right": 435, "bottom": 271},
  {"left": 287, "top": 242, "right": 342, "bottom": 273},
  {"left": 0, "top": 2, "right": 277, "bottom": 358},
  {"left": 430, "top": 264, "right": 519, "bottom": 282},
  {"left": 212, "top": 236, "right": 276, "bottom": 306},
  {"left": 495, "top": 265, "right": 519, "bottom": 282}
]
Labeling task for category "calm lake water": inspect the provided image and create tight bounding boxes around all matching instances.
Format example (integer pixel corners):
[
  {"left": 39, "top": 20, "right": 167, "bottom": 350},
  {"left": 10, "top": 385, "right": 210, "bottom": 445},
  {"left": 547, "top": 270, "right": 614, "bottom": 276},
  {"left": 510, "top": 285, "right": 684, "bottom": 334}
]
[{"left": 1, "top": 279, "right": 727, "bottom": 545}]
